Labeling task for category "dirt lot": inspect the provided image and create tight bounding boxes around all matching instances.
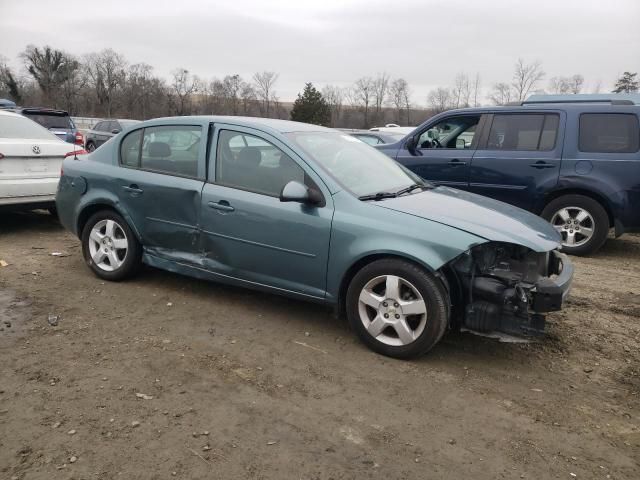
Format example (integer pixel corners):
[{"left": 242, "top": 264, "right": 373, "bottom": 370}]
[{"left": 1, "top": 211, "right": 639, "bottom": 480}]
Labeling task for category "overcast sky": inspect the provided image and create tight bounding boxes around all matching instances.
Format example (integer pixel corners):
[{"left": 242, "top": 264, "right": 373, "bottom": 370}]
[{"left": 1, "top": 0, "right": 639, "bottom": 103}]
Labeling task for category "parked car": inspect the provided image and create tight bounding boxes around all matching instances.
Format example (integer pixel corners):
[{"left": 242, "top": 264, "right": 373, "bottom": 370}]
[
  {"left": 9, "top": 107, "right": 84, "bottom": 146},
  {"left": 84, "top": 119, "right": 141, "bottom": 151},
  {"left": 376, "top": 94, "right": 640, "bottom": 255},
  {"left": 338, "top": 128, "right": 406, "bottom": 146},
  {"left": 56, "top": 116, "right": 573, "bottom": 359},
  {"left": 0, "top": 110, "right": 85, "bottom": 212}
]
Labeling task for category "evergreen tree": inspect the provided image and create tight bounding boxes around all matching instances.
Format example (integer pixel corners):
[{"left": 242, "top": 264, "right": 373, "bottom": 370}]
[
  {"left": 613, "top": 72, "right": 639, "bottom": 93},
  {"left": 290, "top": 83, "right": 331, "bottom": 126}
]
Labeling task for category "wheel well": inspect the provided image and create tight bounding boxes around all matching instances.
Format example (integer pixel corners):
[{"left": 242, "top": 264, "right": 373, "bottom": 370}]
[
  {"left": 337, "top": 253, "right": 436, "bottom": 317},
  {"left": 542, "top": 189, "right": 614, "bottom": 228},
  {"left": 76, "top": 204, "right": 117, "bottom": 237}
]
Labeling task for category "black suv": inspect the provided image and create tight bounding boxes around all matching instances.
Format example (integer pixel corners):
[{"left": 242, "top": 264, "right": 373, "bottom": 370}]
[
  {"left": 85, "top": 119, "right": 141, "bottom": 151},
  {"left": 10, "top": 107, "right": 83, "bottom": 145},
  {"left": 377, "top": 94, "right": 640, "bottom": 255}
]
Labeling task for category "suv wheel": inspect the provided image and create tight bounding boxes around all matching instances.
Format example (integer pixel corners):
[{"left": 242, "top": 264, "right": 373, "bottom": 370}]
[
  {"left": 86, "top": 141, "right": 96, "bottom": 152},
  {"left": 81, "top": 210, "right": 141, "bottom": 281},
  {"left": 346, "top": 259, "right": 449, "bottom": 359},
  {"left": 541, "top": 194, "right": 609, "bottom": 256}
]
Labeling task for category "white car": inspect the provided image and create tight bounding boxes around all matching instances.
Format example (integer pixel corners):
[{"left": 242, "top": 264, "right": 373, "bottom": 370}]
[{"left": 0, "top": 110, "right": 85, "bottom": 212}]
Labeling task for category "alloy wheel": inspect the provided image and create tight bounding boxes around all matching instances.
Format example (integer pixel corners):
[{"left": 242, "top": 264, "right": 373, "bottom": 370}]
[
  {"left": 357, "top": 275, "right": 427, "bottom": 346},
  {"left": 88, "top": 219, "right": 128, "bottom": 271},
  {"left": 550, "top": 206, "right": 595, "bottom": 248}
]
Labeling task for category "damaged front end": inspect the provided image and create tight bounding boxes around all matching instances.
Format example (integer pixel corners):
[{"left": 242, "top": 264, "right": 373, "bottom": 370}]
[{"left": 444, "top": 242, "right": 573, "bottom": 337}]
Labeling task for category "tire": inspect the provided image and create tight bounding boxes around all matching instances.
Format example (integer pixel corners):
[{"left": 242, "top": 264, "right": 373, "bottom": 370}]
[
  {"left": 48, "top": 206, "right": 58, "bottom": 217},
  {"left": 541, "top": 194, "right": 609, "bottom": 256},
  {"left": 86, "top": 141, "right": 96, "bottom": 152},
  {"left": 346, "top": 259, "right": 449, "bottom": 359},
  {"left": 81, "top": 210, "right": 142, "bottom": 281}
]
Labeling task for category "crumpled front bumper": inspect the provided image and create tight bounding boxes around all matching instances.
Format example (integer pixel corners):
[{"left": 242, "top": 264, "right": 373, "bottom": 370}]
[{"left": 530, "top": 251, "right": 574, "bottom": 313}]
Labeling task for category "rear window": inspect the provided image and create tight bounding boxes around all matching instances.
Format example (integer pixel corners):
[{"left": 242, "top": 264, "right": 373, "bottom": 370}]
[
  {"left": 579, "top": 113, "right": 640, "bottom": 153},
  {"left": 486, "top": 114, "right": 559, "bottom": 151},
  {"left": 23, "top": 112, "right": 73, "bottom": 130},
  {"left": 0, "top": 114, "right": 60, "bottom": 140}
]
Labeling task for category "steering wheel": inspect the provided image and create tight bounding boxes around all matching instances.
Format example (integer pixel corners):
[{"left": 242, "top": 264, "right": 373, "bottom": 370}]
[{"left": 431, "top": 137, "right": 442, "bottom": 148}]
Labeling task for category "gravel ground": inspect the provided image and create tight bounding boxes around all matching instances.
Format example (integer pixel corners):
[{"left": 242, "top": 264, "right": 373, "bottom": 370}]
[{"left": 1, "top": 210, "right": 639, "bottom": 480}]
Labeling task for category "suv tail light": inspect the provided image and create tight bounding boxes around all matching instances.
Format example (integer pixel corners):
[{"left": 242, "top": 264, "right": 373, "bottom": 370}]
[{"left": 74, "top": 131, "right": 84, "bottom": 145}]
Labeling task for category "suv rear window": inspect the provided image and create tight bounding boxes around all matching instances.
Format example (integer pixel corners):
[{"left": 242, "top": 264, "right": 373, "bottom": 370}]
[
  {"left": 23, "top": 112, "right": 73, "bottom": 130},
  {"left": 486, "top": 114, "right": 559, "bottom": 151},
  {"left": 579, "top": 113, "right": 640, "bottom": 153}
]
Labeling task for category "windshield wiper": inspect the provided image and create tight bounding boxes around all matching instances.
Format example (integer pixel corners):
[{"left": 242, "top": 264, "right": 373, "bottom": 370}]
[
  {"left": 394, "top": 183, "right": 427, "bottom": 196},
  {"left": 358, "top": 191, "right": 399, "bottom": 201}
]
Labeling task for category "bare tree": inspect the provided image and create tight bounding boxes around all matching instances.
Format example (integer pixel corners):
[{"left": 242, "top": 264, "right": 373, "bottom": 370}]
[
  {"left": 253, "top": 71, "right": 279, "bottom": 117},
  {"left": 568, "top": 74, "right": 584, "bottom": 94},
  {"left": 22, "top": 45, "right": 78, "bottom": 107},
  {"left": 548, "top": 76, "right": 570, "bottom": 94},
  {"left": 222, "top": 74, "right": 242, "bottom": 115},
  {"left": 452, "top": 73, "right": 471, "bottom": 108},
  {"left": 427, "top": 87, "right": 453, "bottom": 113},
  {"left": 0, "top": 55, "right": 23, "bottom": 103},
  {"left": 512, "top": 58, "right": 545, "bottom": 101},
  {"left": 489, "top": 82, "right": 513, "bottom": 105},
  {"left": 372, "top": 72, "right": 390, "bottom": 124},
  {"left": 352, "top": 77, "right": 374, "bottom": 127},
  {"left": 388, "top": 78, "right": 411, "bottom": 125},
  {"left": 240, "top": 82, "right": 257, "bottom": 115},
  {"left": 472, "top": 73, "right": 481, "bottom": 107},
  {"left": 84, "top": 49, "right": 127, "bottom": 117},
  {"left": 322, "top": 85, "right": 345, "bottom": 126},
  {"left": 170, "top": 68, "right": 199, "bottom": 116}
]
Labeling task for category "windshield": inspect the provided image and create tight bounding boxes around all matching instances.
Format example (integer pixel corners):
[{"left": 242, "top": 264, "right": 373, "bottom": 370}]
[
  {"left": 286, "top": 131, "right": 418, "bottom": 197},
  {"left": 23, "top": 112, "right": 73, "bottom": 130},
  {"left": 0, "top": 114, "right": 61, "bottom": 140}
]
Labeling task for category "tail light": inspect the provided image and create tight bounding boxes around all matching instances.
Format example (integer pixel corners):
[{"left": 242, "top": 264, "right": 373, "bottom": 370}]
[
  {"left": 74, "top": 131, "right": 84, "bottom": 145},
  {"left": 0, "top": 153, "right": 4, "bottom": 160},
  {"left": 65, "top": 149, "right": 88, "bottom": 158}
]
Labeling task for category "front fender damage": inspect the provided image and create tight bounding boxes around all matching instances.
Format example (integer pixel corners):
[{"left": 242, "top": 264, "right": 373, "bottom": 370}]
[{"left": 440, "top": 242, "right": 573, "bottom": 339}]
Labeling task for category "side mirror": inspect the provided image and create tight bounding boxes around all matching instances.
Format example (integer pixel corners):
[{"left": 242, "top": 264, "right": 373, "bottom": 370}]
[
  {"left": 279, "top": 181, "right": 322, "bottom": 205},
  {"left": 405, "top": 136, "right": 417, "bottom": 152},
  {"left": 456, "top": 138, "right": 467, "bottom": 149},
  {"left": 111, "top": 129, "right": 121, "bottom": 134}
]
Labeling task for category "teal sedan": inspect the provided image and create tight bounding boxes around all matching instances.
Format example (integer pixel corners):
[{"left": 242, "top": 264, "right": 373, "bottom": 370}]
[{"left": 56, "top": 116, "right": 573, "bottom": 358}]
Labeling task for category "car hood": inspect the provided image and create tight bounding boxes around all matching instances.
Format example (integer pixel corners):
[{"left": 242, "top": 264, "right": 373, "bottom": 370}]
[{"left": 375, "top": 186, "right": 561, "bottom": 252}]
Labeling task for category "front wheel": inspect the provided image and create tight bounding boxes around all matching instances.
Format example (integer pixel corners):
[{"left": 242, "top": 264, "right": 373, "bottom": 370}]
[
  {"left": 541, "top": 194, "right": 609, "bottom": 256},
  {"left": 81, "top": 210, "right": 142, "bottom": 281},
  {"left": 346, "top": 259, "right": 449, "bottom": 359}
]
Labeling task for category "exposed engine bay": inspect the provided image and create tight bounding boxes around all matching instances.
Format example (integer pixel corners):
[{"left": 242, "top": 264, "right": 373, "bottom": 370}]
[{"left": 444, "top": 242, "right": 572, "bottom": 337}]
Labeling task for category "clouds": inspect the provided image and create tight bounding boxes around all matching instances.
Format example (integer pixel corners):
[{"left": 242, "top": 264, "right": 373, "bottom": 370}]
[{"left": 1, "top": 0, "right": 638, "bottom": 101}]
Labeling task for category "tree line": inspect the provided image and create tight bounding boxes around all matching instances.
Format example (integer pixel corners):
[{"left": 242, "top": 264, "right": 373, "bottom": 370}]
[{"left": 1, "top": 45, "right": 637, "bottom": 129}]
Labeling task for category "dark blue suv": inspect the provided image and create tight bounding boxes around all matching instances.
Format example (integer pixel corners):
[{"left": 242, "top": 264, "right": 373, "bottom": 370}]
[{"left": 377, "top": 94, "right": 640, "bottom": 255}]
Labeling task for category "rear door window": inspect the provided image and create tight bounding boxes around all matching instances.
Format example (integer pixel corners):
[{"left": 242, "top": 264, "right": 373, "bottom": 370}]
[
  {"left": 485, "top": 114, "right": 559, "bottom": 151},
  {"left": 579, "top": 113, "right": 640, "bottom": 153},
  {"left": 140, "top": 125, "right": 202, "bottom": 178}
]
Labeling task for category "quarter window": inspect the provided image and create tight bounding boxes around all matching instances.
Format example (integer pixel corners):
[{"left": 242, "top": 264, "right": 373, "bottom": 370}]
[
  {"left": 216, "top": 130, "right": 305, "bottom": 197},
  {"left": 120, "top": 129, "right": 142, "bottom": 167},
  {"left": 486, "top": 114, "right": 559, "bottom": 151},
  {"left": 579, "top": 113, "right": 640, "bottom": 153}
]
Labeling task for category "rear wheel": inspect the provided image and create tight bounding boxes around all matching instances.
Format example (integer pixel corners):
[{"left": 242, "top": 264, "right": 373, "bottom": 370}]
[
  {"left": 346, "top": 259, "right": 449, "bottom": 359},
  {"left": 541, "top": 194, "right": 609, "bottom": 256},
  {"left": 81, "top": 210, "right": 141, "bottom": 281},
  {"left": 86, "top": 141, "right": 96, "bottom": 152}
]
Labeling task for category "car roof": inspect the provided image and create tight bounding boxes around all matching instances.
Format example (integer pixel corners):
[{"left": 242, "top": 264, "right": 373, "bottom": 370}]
[
  {"left": 0, "top": 109, "right": 24, "bottom": 118},
  {"left": 144, "top": 116, "right": 333, "bottom": 134}
]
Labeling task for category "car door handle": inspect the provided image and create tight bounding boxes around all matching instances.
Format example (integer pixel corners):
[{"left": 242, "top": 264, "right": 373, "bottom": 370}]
[
  {"left": 208, "top": 200, "right": 235, "bottom": 212},
  {"left": 449, "top": 159, "right": 467, "bottom": 166},
  {"left": 529, "top": 162, "right": 556, "bottom": 169},
  {"left": 122, "top": 184, "right": 143, "bottom": 195}
]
